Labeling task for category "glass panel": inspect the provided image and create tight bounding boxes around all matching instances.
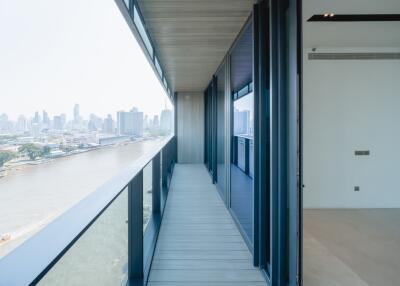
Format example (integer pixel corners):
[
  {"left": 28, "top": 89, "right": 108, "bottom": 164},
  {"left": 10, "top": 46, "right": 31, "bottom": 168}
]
[
  {"left": 38, "top": 188, "right": 128, "bottom": 286},
  {"left": 155, "top": 57, "right": 162, "bottom": 78},
  {"left": 237, "top": 85, "right": 250, "bottom": 98},
  {"left": 249, "top": 82, "right": 254, "bottom": 92},
  {"left": 163, "top": 77, "right": 167, "bottom": 88},
  {"left": 216, "top": 65, "right": 226, "bottom": 200},
  {"left": 124, "top": 0, "right": 129, "bottom": 9},
  {"left": 143, "top": 161, "right": 152, "bottom": 230},
  {"left": 133, "top": 6, "right": 153, "bottom": 57},
  {"left": 231, "top": 92, "right": 254, "bottom": 242},
  {"left": 234, "top": 93, "right": 254, "bottom": 137}
]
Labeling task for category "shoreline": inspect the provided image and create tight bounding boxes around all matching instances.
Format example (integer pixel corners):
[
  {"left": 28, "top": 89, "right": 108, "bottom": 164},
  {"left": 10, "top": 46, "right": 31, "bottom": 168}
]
[{"left": 0, "top": 138, "right": 155, "bottom": 179}]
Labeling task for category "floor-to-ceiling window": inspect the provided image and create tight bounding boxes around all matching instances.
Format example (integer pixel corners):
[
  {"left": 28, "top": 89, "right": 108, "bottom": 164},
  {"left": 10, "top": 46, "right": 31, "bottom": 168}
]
[
  {"left": 216, "top": 64, "right": 226, "bottom": 200},
  {"left": 230, "top": 23, "right": 254, "bottom": 245},
  {"left": 231, "top": 86, "right": 254, "bottom": 242}
]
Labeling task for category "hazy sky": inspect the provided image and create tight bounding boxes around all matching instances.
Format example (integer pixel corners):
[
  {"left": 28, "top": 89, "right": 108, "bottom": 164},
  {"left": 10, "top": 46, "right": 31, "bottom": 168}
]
[{"left": 0, "top": 0, "right": 171, "bottom": 121}]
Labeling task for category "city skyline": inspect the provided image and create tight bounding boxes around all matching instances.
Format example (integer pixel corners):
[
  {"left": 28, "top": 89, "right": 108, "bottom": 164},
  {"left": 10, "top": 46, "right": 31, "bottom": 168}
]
[
  {"left": 0, "top": 104, "right": 172, "bottom": 123},
  {"left": 0, "top": 0, "right": 172, "bottom": 121}
]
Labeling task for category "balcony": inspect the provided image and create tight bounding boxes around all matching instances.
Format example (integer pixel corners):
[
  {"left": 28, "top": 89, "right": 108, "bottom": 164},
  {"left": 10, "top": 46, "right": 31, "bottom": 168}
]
[
  {"left": 148, "top": 164, "right": 264, "bottom": 285},
  {"left": 0, "top": 137, "right": 266, "bottom": 285}
]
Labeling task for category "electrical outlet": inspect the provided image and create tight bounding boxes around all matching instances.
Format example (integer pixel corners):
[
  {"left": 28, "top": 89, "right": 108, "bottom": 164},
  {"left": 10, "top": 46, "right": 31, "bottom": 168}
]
[{"left": 354, "top": 186, "right": 360, "bottom": 191}]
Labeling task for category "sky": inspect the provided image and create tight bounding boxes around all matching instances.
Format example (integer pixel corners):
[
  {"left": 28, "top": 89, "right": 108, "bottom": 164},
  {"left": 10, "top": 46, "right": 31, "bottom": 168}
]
[{"left": 0, "top": 0, "right": 172, "bottom": 121}]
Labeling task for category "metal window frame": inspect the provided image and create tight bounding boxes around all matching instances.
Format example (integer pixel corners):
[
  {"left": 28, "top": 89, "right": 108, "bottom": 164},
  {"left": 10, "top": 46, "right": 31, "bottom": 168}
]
[{"left": 115, "top": 0, "right": 174, "bottom": 102}]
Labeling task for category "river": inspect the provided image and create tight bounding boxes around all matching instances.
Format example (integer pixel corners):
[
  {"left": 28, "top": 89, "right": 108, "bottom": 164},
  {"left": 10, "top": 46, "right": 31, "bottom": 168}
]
[{"left": 0, "top": 138, "right": 164, "bottom": 259}]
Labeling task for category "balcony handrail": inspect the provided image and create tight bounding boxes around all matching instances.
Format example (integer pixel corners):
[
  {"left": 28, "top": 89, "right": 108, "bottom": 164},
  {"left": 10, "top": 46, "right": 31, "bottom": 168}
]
[{"left": 0, "top": 135, "right": 174, "bottom": 286}]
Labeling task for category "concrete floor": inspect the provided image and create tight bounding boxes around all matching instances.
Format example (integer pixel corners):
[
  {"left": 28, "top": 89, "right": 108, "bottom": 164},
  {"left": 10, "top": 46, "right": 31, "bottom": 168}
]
[{"left": 304, "top": 209, "right": 400, "bottom": 286}]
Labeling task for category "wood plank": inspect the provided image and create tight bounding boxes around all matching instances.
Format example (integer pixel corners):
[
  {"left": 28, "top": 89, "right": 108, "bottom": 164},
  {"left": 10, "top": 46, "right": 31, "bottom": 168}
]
[
  {"left": 149, "top": 269, "right": 265, "bottom": 282},
  {"left": 151, "top": 259, "right": 254, "bottom": 270},
  {"left": 148, "top": 164, "right": 266, "bottom": 285},
  {"left": 148, "top": 282, "right": 267, "bottom": 286}
]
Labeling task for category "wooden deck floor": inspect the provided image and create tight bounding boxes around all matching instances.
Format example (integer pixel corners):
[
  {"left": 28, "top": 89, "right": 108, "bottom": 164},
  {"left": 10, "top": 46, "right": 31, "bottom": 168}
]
[{"left": 148, "top": 164, "right": 266, "bottom": 286}]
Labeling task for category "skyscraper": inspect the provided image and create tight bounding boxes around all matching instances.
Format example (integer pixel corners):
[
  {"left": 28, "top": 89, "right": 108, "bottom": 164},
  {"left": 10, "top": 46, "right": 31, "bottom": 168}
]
[
  {"left": 153, "top": 115, "right": 159, "bottom": 127},
  {"left": 53, "top": 116, "right": 63, "bottom": 130},
  {"left": 16, "top": 115, "right": 28, "bottom": 132},
  {"left": 73, "top": 104, "right": 80, "bottom": 122},
  {"left": 33, "top": 111, "right": 41, "bottom": 124},
  {"left": 117, "top": 109, "right": 143, "bottom": 137},
  {"left": 42, "top": 110, "right": 50, "bottom": 125},
  {"left": 102, "top": 114, "right": 115, "bottom": 134},
  {"left": 160, "top": 109, "right": 173, "bottom": 134},
  {"left": 88, "top": 114, "right": 103, "bottom": 131}
]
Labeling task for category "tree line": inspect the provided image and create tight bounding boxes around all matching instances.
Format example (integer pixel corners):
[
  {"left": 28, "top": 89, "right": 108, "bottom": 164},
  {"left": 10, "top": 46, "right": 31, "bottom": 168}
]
[{"left": 0, "top": 143, "right": 52, "bottom": 167}]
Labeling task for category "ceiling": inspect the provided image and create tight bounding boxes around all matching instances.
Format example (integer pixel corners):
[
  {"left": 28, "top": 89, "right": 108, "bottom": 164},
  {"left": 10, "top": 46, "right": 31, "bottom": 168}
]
[
  {"left": 137, "top": 0, "right": 256, "bottom": 92},
  {"left": 303, "top": 0, "right": 400, "bottom": 48}
]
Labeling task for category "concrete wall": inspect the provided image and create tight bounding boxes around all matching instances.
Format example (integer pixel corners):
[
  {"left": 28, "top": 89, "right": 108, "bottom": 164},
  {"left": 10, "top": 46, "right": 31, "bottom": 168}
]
[
  {"left": 177, "top": 92, "right": 204, "bottom": 163},
  {"left": 303, "top": 48, "right": 400, "bottom": 208}
]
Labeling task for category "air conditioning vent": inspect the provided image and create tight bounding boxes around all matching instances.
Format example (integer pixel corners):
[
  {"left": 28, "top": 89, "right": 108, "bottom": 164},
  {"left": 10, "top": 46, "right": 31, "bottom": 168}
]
[{"left": 308, "top": 52, "right": 400, "bottom": 60}]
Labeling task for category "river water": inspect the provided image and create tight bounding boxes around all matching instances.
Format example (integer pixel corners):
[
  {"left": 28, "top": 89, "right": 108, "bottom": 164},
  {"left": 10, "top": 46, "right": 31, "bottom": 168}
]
[{"left": 0, "top": 139, "right": 163, "bottom": 259}]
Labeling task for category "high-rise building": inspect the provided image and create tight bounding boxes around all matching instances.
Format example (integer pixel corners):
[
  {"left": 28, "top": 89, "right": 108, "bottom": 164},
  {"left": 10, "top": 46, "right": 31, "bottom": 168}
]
[
  {"left": 0, "top": 113, "right": 10, "bottom": 132},
  {"left": 60, "top": 114, "right": 66, "bottom": 127},
  {"left": 0, "top": 113, "right": 7, "bottom": 122},
  {"left": 153, "top": 115, "right": 159, "bottom": 127},
  {"left": 31, "top": 123, "right": 40, "bottom": 137},
  {"left": 16, "top": 115, "right": 28, "bottom": 132},
  {"left": 88, "top": 114, "right": 103, "bottom": 131},
  {"left": 144, "top": 115, "right": 149, "bottom": 129},
  {"left": 73, "top": 104, "right": 80, "bottom": 122},
  {"left": 53, "top": 114, "right": 66, "bottom": 130},
  {"left": 117, "top": 109, "right": 143, "bottom": 137},
  {"left": 102, "top": 114, "right": 115, "bottom": 134},
  {"left": 33, "top": 111, "right": 41, "bottom": 124},
  {"left": 42, "top": 110, "right": 50, "bottom": 125},
  {"left": 160, "top": 109, "right": 173, "bottom": 134}
]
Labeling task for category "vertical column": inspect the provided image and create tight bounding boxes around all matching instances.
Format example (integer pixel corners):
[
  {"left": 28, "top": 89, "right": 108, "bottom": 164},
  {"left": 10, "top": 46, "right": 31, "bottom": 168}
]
[
  {"left": 225, "top": 56, "right": 232, "bottom": 208},
  {"left": 174, "top": 93, "right": 178, "bottom": 163},
  {"left": 128, "top": 171, "right": 143, "bottom": 285},
  {"left": 212, "top": 75, "right": 218, "bottom": 183},
  {"left": 253, "top": 0, "right": 272, "bottom": 270},
  {"left": 152, "top": 153, "right": 161, "bottom": 216},
  {"left": 245, "top": 138, "right": 250, "bottom": 175}
]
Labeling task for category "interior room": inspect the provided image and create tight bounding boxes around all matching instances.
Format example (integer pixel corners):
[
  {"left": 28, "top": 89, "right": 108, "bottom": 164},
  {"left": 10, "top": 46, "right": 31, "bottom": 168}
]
[{"left": 302, "top": 0, "right": 400, "bottom": 285}]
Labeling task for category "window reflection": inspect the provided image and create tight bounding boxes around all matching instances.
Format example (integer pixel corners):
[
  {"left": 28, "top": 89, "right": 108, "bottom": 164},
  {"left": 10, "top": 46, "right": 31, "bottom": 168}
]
[
  {"left": 234, "top": 92, "right": 254, "bottom": 138},
  {"left": 231, "top": 90, "right": 254, "bottom": 243}
]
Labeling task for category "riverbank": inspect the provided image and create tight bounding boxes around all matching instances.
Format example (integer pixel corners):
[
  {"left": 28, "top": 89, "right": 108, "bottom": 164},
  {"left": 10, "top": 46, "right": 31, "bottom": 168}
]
[
  {"left": 0, "top": 138, "right": 161, "bottom": 258},
  {"left": 0, "top": 138, "right": 151, "bottom": 179}
]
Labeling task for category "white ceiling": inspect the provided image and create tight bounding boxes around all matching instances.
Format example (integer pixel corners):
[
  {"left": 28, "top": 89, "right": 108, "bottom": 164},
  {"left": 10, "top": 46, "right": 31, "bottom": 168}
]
[
  {"left": 303, "top": 0, "right": 400, "bottom": 49},
  {"left": 137, "top": 0, "right": 255, "bottom": 92}
]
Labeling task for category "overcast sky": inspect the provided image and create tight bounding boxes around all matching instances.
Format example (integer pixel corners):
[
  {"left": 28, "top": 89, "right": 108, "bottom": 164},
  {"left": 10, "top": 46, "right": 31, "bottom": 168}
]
[{"left": 0, "top": 0, "right": 171, "bottom": 121}]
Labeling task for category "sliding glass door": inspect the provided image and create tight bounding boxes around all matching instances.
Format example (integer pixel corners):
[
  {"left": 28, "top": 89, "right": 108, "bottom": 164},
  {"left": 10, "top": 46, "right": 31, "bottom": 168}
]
[
  {"left": 230, "top": 22, "right": 254, "bottom": 246},
  {"left": 216, "top": 64, "right": 227, "bottom": 201}
]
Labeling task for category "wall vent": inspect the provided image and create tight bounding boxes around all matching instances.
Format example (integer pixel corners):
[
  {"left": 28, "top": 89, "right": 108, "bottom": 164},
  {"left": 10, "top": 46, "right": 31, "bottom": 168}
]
[{"left": 308, "top": 52, "right": 400, "bottom": 60}]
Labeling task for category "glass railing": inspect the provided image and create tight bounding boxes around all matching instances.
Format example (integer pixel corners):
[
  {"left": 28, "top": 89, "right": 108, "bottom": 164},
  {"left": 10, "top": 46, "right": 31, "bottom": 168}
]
[{"left": 0, "top": 136, "right": 177, "bottom": 286}]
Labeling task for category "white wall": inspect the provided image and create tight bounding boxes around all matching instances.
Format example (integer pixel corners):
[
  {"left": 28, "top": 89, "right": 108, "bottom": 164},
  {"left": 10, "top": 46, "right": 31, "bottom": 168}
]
[
  {"left": 303, "top": 48, "right": 400, "bottom": 208},
  {"left": 177, "top": 92, "right": 204, "bottom": 163}
]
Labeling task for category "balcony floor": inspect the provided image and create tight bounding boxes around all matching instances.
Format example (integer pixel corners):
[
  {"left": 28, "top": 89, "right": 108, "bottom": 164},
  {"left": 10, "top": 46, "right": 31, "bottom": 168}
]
[{"left": 148, "top": 164, "right": 266, "bottom": 286}]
